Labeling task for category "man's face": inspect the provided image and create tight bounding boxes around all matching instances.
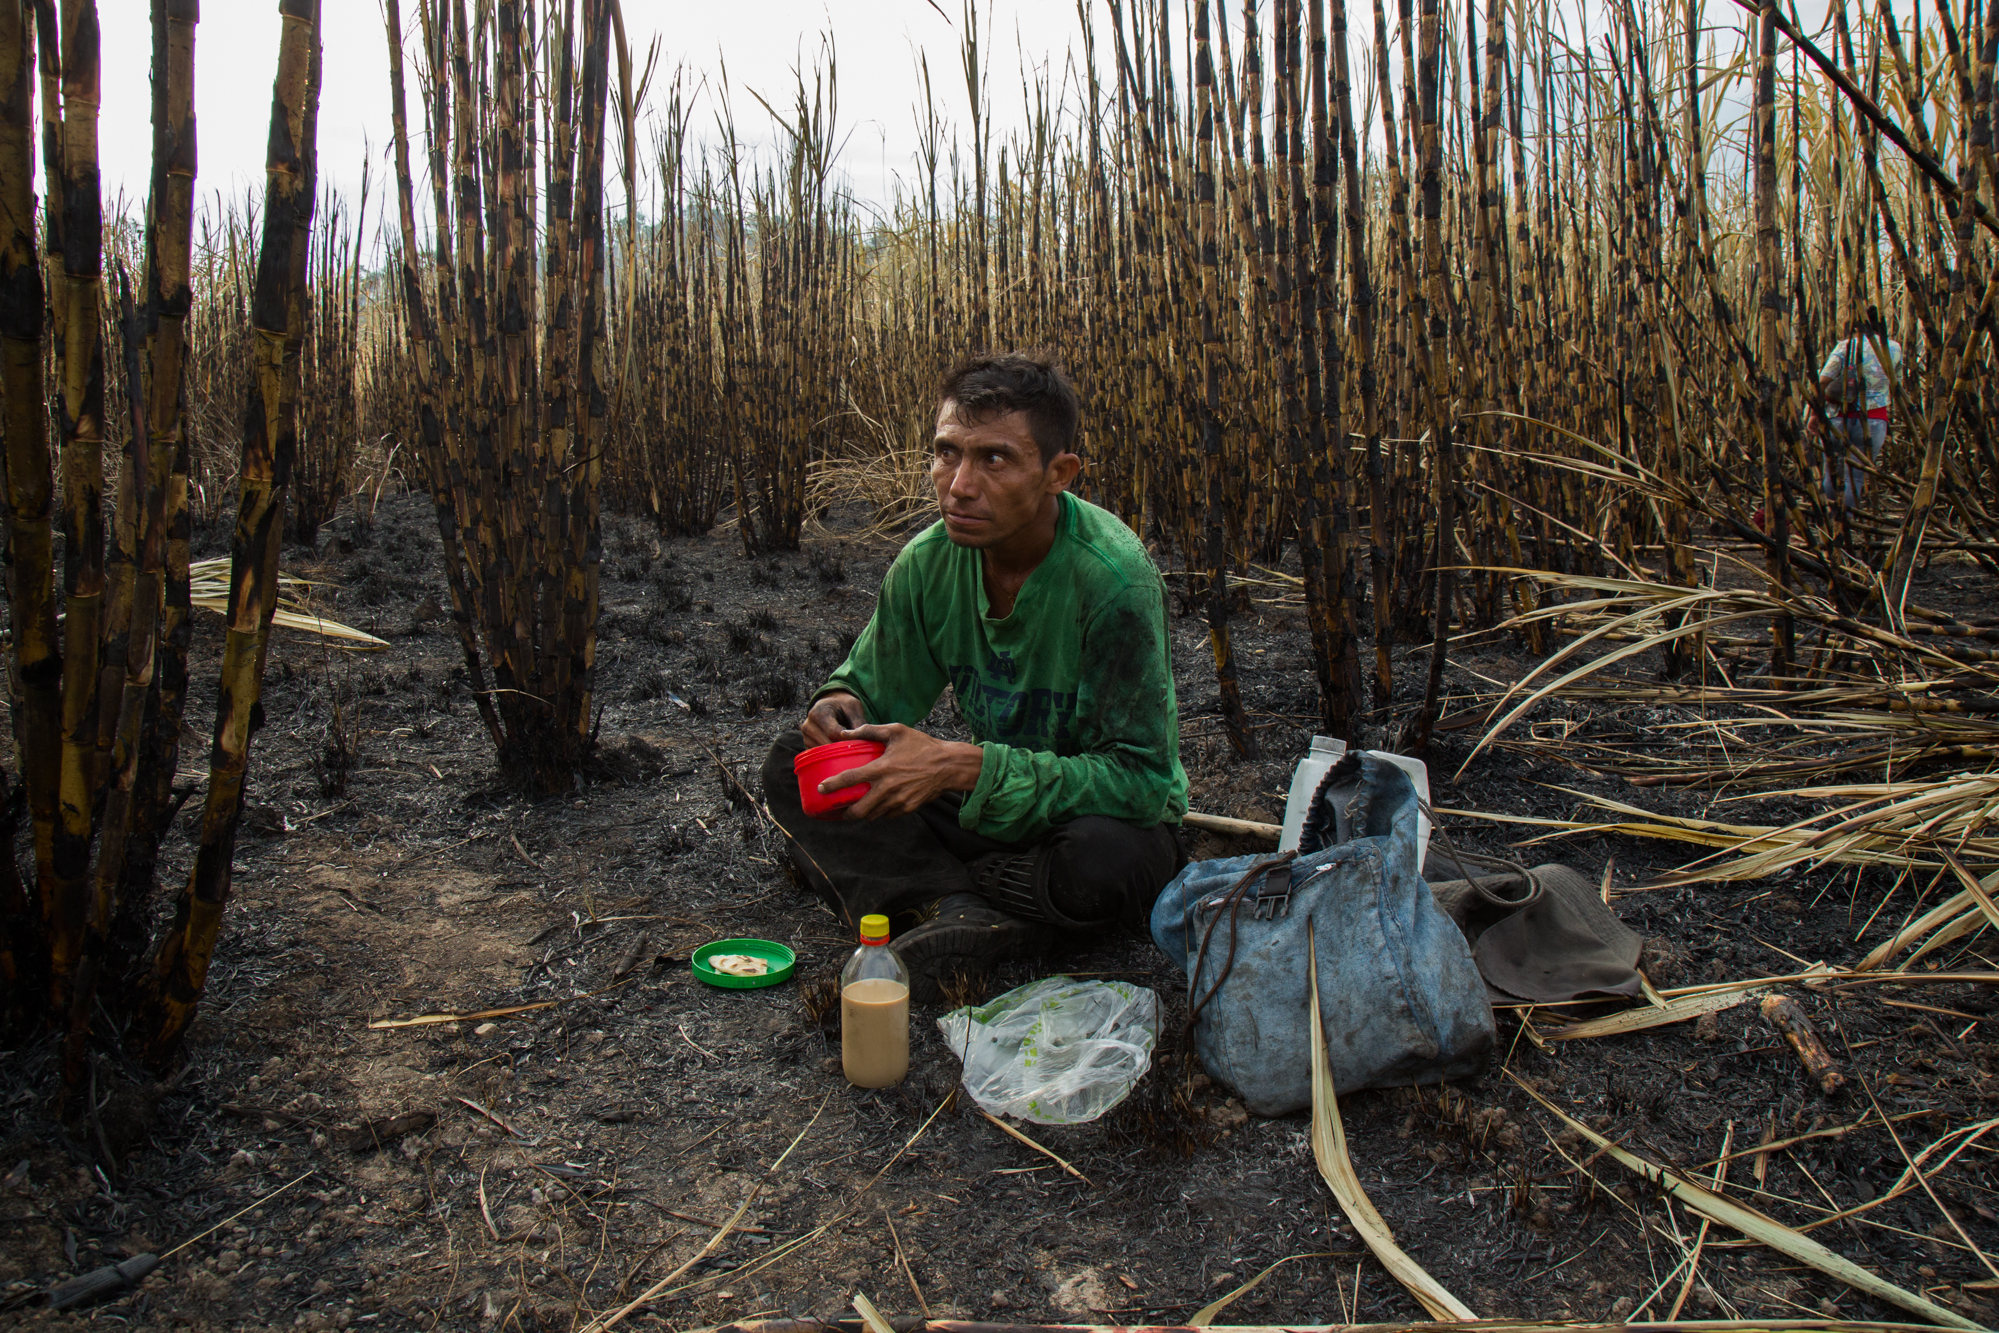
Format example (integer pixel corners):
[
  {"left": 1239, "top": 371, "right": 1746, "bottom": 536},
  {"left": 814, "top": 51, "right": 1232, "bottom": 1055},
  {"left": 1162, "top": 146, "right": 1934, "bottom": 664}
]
[{"left": 929, "top": 402, "right": 1075, "bottom": 550}]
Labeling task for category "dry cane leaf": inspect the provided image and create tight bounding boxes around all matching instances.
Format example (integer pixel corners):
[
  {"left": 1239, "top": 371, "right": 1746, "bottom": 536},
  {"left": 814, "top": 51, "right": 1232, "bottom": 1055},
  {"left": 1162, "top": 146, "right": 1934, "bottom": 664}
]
[
  {"left": 1856, "top": 889, "right": 1978, "bottom": 972},
  {"left": 850, "top": 1291, "right": 895, "bottom": 1333},
  {"left": 1188, "top": 1250, "right": 1341, "bottom": 1326},
  {"left": 1307, "top": 924, "right": 1477, "bottom": 1321},
  {"left": 1508, "top": 1072, "right": 1981, "bottom": 1330},
  {"left": 1542, "top": 986, "right": 1764, "bottom": 1040},
  {"left": 189, "top": 558, "right": 389, "bottom": 650},
  {"left": 976, "top": 1110, "right": 1092, "bottom": 1186},
  {"left": 366, "top": 980, "right": 630, "bottom": 1028},
  {"left": 574, "top": 1095, "right": 829, "bottom": 1333}
]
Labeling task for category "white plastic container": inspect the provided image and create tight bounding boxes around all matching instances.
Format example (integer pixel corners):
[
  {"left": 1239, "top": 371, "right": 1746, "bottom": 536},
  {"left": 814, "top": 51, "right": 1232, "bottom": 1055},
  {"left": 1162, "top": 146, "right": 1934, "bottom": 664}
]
[
  {"left": 1278, "top": 735, "right": 1348, "bottom": 852},
  {"left": 1278, "top": 735, "right": 1433, "bottom": 872}
]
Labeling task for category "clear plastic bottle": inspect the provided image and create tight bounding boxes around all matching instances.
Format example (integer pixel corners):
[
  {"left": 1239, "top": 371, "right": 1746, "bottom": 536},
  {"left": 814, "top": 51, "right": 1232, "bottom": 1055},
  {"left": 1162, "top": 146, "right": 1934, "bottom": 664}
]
[{"left": 839, "top": 914, "right": 910, "bottom": 1088}]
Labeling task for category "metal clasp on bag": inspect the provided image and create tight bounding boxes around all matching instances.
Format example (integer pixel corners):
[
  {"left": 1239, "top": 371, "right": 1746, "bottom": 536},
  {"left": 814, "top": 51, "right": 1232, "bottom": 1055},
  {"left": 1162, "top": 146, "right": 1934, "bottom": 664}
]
[{"left": 1249, "top": 861, "right": 1292, "bottom": 920}]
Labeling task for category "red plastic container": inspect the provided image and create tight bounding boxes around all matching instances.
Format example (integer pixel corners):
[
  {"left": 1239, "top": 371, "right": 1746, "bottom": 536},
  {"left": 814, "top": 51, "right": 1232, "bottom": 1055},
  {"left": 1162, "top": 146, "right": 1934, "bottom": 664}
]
[{"left": 794, "top": 739, "right": 886, "bottom": 819}]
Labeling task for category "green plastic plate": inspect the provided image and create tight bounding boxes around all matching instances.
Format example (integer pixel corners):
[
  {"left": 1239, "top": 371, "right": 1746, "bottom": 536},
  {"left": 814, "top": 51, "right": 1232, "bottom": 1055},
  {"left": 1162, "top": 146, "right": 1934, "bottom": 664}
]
[{"left": 691, "top": 938, "right": 797, "bottom": 989}]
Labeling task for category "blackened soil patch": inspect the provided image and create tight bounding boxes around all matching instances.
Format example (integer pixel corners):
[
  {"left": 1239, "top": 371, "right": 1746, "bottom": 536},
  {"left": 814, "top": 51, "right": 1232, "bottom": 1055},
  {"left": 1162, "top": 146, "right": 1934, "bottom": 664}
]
[{"left": 4, "top": 494, "right": 1997, "bottom": 1331}]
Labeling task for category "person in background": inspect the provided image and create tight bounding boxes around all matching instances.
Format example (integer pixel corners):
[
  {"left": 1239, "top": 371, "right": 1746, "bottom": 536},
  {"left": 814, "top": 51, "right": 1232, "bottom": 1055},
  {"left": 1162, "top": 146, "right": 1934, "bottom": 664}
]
[
  {"left": 1815, "top": 308, "right": 1904, "bottom": 511},
  {"left": 761, "top": 352, "right": 1186, "bottom": 1000}
]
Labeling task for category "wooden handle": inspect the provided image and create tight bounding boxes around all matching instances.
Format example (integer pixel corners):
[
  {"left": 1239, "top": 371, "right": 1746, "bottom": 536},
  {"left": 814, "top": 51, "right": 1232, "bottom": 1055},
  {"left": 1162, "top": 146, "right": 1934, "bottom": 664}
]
[{"left": 1181, "top": 810, "right": 1282, "bottom": 840}]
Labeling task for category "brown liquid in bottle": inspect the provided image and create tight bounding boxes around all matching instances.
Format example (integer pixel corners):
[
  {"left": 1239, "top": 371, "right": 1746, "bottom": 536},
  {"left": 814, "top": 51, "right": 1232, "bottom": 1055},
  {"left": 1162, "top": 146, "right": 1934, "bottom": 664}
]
[{"left": 840, "top": 977, "right": 910, "bottom": 1088}]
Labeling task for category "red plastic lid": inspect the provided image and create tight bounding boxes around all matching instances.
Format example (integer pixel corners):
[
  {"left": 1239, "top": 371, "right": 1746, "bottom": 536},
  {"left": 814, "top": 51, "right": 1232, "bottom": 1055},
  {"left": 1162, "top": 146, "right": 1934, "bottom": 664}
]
[{"left": 793, "top": 739, "right": 882, "bottom": 773}]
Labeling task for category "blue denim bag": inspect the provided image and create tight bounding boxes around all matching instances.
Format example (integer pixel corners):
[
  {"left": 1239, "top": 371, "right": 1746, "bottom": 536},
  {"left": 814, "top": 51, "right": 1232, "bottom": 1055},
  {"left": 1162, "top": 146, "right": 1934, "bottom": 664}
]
[{"left": 1151, "top": 753, "right": 1495, "bottom": 1116}]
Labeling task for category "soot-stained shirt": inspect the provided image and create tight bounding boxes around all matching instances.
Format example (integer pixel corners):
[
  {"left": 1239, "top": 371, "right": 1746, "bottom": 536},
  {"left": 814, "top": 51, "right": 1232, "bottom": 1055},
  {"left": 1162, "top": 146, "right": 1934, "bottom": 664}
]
[{"left": 819, "top": 491, "right": 1188, "bottom": 844}]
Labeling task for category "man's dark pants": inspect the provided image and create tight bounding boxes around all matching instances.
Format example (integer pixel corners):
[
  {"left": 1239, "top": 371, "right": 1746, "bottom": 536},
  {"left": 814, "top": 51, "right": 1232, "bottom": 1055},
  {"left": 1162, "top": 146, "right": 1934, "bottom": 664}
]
[{"left": 762, "top": 730, "right": 1182, "bottom": 937}]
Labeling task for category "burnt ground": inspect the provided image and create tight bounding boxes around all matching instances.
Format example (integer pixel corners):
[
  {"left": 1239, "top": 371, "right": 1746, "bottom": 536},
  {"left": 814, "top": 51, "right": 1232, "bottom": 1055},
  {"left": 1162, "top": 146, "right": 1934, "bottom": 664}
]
[{"left": 4, "top": 490, "right": 1999, "bottom": 1332}]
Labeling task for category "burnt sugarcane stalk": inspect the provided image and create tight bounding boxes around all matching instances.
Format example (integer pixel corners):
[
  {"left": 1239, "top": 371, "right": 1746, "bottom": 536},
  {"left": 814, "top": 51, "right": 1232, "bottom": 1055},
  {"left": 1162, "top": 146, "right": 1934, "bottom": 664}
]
[
  {"left": 114, "top": 0, "right": 200, "bottom": 996},
  {"left": 62, "top": 273, "right": 168, "bottom": 1082},
  {"left": 0, "top": 0, "right": 49, "bottom": 1007},
  {"left": 1193, "top": 0, "right": 1255, "bottom": 758},
  {"left": 1409, "top": 0, "right": 1456, "bottom": 755},
  {"left": 1753, "top": 1, "right": 1795, "bottom": 673},
  {"left": 1299, "top": 0, "right": 1363, "bottom": 737},
  {"left": 136, "top": 0, "right": 321, "bottom": 1068},
  {"left": 381, "top": 0, "right": 505, "bottom": 755},
  {"left": 1329, "top": 0, "right": 1385, "bottom": 727},
  {"left": 1366, "top": 0, "right": 1410, "bottom": 705},
  {"left": 44, "top": 0, "right": 108, "bottom": 1022},
  {"left": 377, "top": 0, "right": 616, "bottom": 792}
]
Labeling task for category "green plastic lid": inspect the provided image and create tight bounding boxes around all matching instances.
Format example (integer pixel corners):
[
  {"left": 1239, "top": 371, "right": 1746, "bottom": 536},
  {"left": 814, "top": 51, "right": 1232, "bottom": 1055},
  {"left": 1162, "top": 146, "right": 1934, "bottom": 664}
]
[{"left": 691, "top": 938, "right": 797, "bottom": 989}]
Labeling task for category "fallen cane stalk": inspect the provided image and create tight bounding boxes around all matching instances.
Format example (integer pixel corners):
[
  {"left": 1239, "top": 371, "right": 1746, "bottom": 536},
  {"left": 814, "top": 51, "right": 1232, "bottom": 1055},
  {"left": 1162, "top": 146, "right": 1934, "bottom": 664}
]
[
  {"left": 851, "top": 1291, "right": 896, "bottom": 1333},
  {"left": 366, "top": 979, "right": 631, "bottom": 1028},
  {"left": 1509, "top": 1070, "right": 1982, "bottom": 1329},
  {"left": 478, "top": 1165, "right": 505, "bottom": 1242},
  {"left": 575, "top": 1095, "right": 830, "bottom": 1333},
  {"left": 1543, "top": 986, "right": 1765, "bottom": 1040},
  {"left": 1666, "top": 1119, "right": 1733, "bottom": 1320},
  {"left": 457, "top": 1096, "right": 521, "bottom": 1138},
  {"left": 977, "top": 1109, "right": 1092, "bottom": 1185},
  {"left": 1308, "top": 925, "right": 1478, "bottom": 1320},
  {"left": 51, "top": 1169, "right": 321, "bottom": 1311},
  {"left": 1852, "top": 1066, "right": 1999, "bottom": 1285},
  {"left": 882, "top": 1208, "right": 931, "bottom": 1318},
  {"left": 1759, "top": 994, "right": 1848, "bottom": 1095},
  {"left": 1181, "top": 809, "right": 1283, "bottom": 839},
  {"left": 1189, "top": 1250, "right": 1346, "bottom": 1326},
  {"left": 595, "top": 1097, "right": 953, "bottom": 1318}
]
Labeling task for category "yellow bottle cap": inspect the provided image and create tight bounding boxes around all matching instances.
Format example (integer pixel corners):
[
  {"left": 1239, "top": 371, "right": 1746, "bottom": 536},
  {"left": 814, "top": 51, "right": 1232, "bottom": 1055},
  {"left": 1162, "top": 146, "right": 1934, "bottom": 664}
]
[{"left": 858, "top": 914, "right": 890, "bottom": 944}]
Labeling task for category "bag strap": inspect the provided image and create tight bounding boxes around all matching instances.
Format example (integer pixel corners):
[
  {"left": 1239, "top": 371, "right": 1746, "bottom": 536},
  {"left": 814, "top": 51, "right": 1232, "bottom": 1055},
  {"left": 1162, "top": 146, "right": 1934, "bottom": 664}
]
[
  {"left": 1423, "top": 799, "right": 1528, "bottom": 891},
  {"left": 1185, "top": 851, "right": 1298, "bottom": 1046}
]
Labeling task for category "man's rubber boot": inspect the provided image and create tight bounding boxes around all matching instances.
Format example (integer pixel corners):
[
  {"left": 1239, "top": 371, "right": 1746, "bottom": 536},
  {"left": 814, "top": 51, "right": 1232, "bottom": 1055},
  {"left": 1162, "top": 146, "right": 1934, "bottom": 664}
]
[
  {"left": 892, "top": 891, "right": 1040, "bottom": 1004},
  {"left": 967, "top": 847, "right": 1119, "bottom": 932}
]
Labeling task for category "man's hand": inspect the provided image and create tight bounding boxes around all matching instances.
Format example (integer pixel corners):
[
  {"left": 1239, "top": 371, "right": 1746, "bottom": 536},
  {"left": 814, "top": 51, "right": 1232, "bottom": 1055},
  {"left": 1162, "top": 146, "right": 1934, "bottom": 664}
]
[
  {"left": 815, "top": 723, "right": 984, "bottom": 820},
  {"left": 801, "top": 691, "right": 866, "bottom": 747}
]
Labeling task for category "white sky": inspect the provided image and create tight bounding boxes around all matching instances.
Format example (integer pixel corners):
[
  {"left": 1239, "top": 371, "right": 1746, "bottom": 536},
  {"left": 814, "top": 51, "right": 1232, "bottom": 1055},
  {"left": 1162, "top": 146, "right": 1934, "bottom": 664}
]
[
  {"left": 98, "top": 0, "right": 1099, "bottom": 230},
  {"left": 94, "top": 0, "right": 1865, "bottom": 246}
]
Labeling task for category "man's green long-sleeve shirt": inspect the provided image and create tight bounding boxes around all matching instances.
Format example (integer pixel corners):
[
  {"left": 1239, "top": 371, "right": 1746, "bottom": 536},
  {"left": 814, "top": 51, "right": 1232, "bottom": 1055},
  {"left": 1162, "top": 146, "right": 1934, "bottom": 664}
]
[{"left": 820, "top": 492, "right": 1188, "bottom": 844}]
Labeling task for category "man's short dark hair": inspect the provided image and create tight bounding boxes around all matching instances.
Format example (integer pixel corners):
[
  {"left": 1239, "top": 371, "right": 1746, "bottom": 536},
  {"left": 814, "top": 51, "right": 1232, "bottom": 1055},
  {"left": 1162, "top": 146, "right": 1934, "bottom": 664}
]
[{"left": 937, "top": 351, "right": 1081, "bottom": 463}]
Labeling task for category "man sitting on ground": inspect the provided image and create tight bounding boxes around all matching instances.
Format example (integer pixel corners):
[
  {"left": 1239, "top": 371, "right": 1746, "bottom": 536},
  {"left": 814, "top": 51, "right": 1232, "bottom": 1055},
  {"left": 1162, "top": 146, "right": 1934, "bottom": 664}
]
[{"left": 762, "top": 352, "right": 1186, "bottom": 999}]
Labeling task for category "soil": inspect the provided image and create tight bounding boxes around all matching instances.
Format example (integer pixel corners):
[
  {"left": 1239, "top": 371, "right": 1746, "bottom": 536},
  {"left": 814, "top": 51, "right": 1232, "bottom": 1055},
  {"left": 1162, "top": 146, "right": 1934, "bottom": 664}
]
[{"left": 4, "top": 491, "right": 1999, "bottom": 1333}]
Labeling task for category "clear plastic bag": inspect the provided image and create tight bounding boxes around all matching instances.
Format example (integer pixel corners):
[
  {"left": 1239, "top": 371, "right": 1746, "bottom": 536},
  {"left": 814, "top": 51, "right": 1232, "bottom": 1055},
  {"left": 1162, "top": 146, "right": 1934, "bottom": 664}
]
[{"left": 937, "top": 976, "right": 1159, "bottom": 1125}]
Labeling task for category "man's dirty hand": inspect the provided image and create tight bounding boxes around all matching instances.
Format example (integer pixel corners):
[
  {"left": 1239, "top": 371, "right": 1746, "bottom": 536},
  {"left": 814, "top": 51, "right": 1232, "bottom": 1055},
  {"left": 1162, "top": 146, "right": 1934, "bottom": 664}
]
[
  {"left": 816, "top": 723, "right": 984, "bottom": 820},
  {"left": 801, "top": 691, "right": 867, "bottom": 747}
]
